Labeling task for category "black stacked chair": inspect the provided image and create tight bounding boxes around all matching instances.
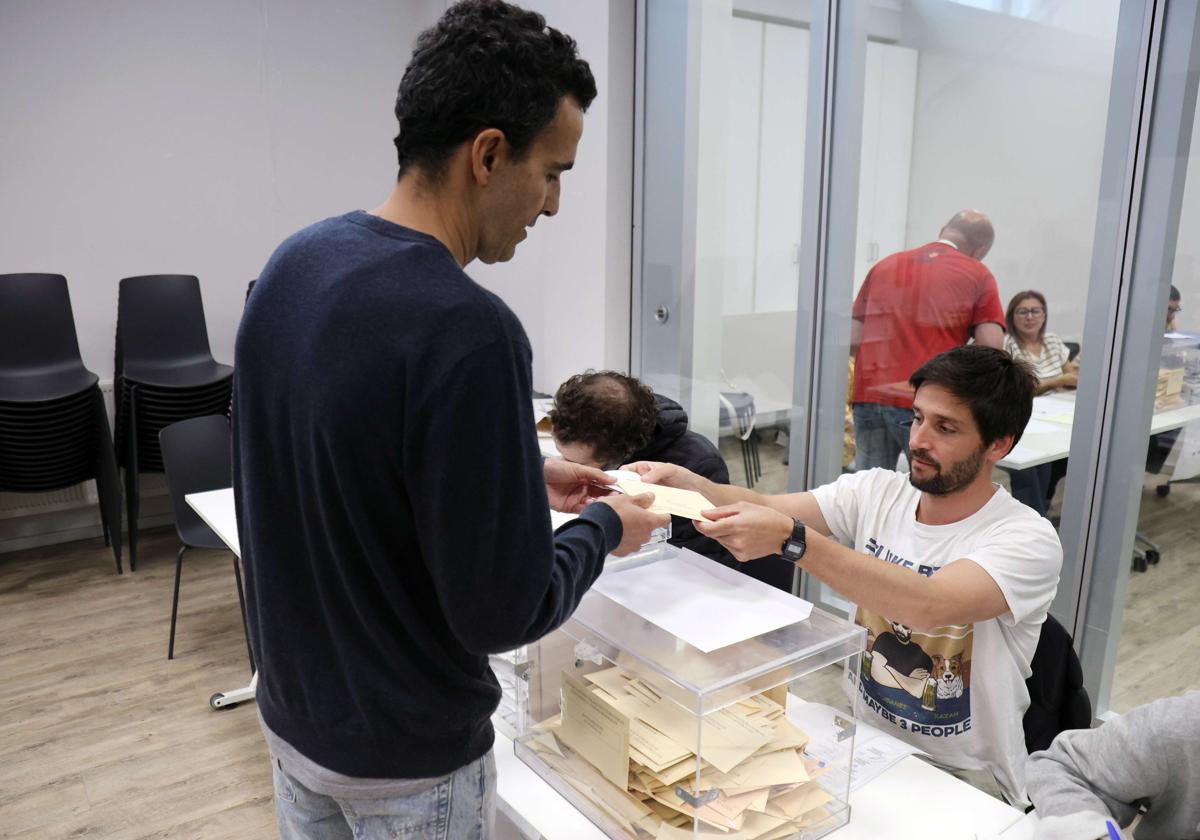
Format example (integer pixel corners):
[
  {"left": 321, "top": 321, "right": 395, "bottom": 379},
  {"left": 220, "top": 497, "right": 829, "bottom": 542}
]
[
  {"left": 0, "top": 274, "right": 123, "bottom": 573},
  {"left": 159, "top": 415, "right": 253, "bottom": 669},
  {"left": 114, "top": 275, "right": 233, "bottom": 570}
]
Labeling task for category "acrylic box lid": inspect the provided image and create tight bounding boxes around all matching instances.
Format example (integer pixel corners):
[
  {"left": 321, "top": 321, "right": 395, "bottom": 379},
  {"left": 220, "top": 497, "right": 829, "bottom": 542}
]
[{"left": 563, "top": 544, "right": 865, "bottom": 715}]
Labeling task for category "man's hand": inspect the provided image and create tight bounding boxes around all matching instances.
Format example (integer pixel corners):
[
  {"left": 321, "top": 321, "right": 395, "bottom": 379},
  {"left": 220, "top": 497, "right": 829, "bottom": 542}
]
[
  {"left": 694, "top": 501, "right": 795, "bottom": 562},
  {"left": 620, "top": 461, "right": 704, "bottom": 492},
  {"left": 544, "top": 459, "right": 614, "bottom": 513},
  {"left": 595, "top": 493, "right": 671, "bottom": 556}
]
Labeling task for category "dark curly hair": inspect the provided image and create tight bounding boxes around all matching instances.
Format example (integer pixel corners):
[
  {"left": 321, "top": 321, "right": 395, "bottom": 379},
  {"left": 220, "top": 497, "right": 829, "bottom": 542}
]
[
  {"left": 550, "top": 371, "right": 658, "bottom": 468},
  {"left": 394, "top": 0, "right": 598, "bottom": 181}
]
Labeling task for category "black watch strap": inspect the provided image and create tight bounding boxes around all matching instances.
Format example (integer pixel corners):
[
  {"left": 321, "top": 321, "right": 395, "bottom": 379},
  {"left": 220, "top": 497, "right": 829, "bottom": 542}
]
[{"left": 780, "top": 518, "right": 806, "bottom": 561}]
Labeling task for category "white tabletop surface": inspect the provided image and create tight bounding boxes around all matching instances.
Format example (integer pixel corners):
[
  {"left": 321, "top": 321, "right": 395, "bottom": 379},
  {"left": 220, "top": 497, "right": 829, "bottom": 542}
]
[
  {"left": 999, "top": 392, "right": 1200, "bottom": 469},
  {"left": 495, "top": 731, "right": 1027, "bottom": 840},
  {"left": 185, "top": 487, "right": 240, "bottom": 557},
  {"left": 185, "top": 489, "right": 1033, "bottom": 840}
]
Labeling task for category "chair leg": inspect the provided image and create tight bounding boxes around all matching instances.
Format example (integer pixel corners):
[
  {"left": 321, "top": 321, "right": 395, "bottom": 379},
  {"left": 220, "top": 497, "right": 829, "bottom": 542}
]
[
  {"left": 168, "top": 543, "right": 187, "bottom": 659},
  {"left": 93, "top": 390, "right": 123, "bottom": 574},
  {"left": 231, "top": 555, "right": 256, "bottom": 675},
  {"left": 126, "top": 386, "right": 139, "bottom": 572},
  {"left": 99, "top": 499, "right": 110, "bottom": 548}
]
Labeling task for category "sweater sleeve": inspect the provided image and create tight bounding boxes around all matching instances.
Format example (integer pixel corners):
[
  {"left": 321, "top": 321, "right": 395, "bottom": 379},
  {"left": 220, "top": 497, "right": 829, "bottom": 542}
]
[
  {"left": 1026, "top": 697, "right": 1178, "bottom": 830},
  {"left": 404, "top": 336, "right": 622, "bottom": 656}
]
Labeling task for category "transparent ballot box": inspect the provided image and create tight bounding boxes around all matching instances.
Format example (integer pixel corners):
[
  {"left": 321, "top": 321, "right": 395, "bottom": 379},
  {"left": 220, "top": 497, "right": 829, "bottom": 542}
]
[
  {"left": 514, "top": 544, "right": 866, "bottom": 840},
  {"left": 492, "top": 516, "right": 674, "bottom": 739},
  {"left": 490, "top": 646, "right": 531, "bottom": 740}
]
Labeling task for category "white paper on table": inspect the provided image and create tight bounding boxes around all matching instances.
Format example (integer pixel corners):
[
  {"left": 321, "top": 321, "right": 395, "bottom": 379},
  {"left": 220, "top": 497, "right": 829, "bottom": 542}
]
[
  {"left": 1031, "top": 395, "right": 1075, "bottom": 421},
  {"left": 593, "top": 552, "right": 812, "bottom": 653},
  {"left": 1022, "top": 419, "right": 1063, "bottom": 436},
  {"left": 1003, "top": 443, "right": 1045, "bottom": 464},
  {"left": 785, "top": 695, "right": 925, "bottom": 793}
]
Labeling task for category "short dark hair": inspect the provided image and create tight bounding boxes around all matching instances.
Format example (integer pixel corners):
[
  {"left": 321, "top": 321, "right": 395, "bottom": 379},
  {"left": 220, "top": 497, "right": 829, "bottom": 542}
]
[
  {"left": 909, "top": 346, "right": 1037, "bottom": 451},
  {"left": 393, "top": 0, "right": 597, "bottom": 180},
  {"left": 1170, "top": 284, "right": 1181, "bottom": 302},
  {"left": 550, "top": 371, "right": 658, "bottom": 468}
]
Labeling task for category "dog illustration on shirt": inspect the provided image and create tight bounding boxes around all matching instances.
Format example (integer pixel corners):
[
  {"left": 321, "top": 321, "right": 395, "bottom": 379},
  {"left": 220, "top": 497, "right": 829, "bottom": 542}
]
[{"left": 931, "top": 652, "right": 965, "bottom": 700}]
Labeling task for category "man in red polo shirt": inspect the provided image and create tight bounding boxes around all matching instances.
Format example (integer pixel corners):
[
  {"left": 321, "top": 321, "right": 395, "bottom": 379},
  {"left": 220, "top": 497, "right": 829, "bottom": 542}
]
[{"left": 851, "top": 209, "right": 1005, "bottom": 470}]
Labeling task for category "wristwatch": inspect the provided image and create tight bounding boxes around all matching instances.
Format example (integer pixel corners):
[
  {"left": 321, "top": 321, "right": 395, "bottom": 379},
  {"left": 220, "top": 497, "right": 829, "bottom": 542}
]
[{"left": 780, "top": 518, "right": 807, "bottom": 562}]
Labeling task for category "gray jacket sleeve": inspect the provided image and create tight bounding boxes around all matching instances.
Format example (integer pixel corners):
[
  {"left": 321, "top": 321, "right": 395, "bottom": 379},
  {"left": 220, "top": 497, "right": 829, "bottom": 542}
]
[{"left": 1027, "top": 692, "right": 1200, "bottom": 840}]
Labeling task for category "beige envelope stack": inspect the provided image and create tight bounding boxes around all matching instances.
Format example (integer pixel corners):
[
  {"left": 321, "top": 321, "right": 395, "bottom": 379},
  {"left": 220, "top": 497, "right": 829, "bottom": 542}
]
[{"left": 522, "top": 666, "right": 835, "bottom": 840}]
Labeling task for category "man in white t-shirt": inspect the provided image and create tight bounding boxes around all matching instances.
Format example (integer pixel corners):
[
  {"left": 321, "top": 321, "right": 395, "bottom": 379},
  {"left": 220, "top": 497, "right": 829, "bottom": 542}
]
[{"left": 625, "top": 346, "right": 1062, "bottom": 806}]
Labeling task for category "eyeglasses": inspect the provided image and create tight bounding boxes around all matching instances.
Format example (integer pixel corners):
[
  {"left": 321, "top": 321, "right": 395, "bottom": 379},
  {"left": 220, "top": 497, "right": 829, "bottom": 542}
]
[{"left": 1015, "top": 308, "right": 1044, "bottom": 318}]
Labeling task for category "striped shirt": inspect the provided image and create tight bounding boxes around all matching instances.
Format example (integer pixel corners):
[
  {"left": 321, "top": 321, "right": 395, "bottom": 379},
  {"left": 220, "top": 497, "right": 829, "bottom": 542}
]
[{"left": 1005, "top": 332, "right": 1070, "bottom": 381}]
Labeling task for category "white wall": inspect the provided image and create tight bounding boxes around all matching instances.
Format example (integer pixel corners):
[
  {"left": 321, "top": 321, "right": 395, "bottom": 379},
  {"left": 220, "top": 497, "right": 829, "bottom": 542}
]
[
  {"left": 0, "top": 0, "right": 443, "bottom": 380},
  {"left": 1171, "top": 102, "right": 1200, "bottom": 328},
  {"left": 897, "top": 0, "right": 1120, "bottom": 341},
  {"left": 0, "top": 0, "right": 633, "bottom": 397},
  {"left": 468, "top": 0, "right": 635, "bottom": 394}
]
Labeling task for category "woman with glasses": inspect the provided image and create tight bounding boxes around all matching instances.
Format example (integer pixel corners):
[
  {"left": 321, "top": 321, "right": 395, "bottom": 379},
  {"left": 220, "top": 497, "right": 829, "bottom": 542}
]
[
  {"left": 1003, "top": 290, "right": 1076, "bottom": 516},
  {"left": 1004, "top": 291, "right": 1079, "bottom": 395}
]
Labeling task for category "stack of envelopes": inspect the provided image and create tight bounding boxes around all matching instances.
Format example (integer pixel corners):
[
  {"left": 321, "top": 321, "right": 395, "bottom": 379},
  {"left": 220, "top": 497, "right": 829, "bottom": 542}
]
[{"left": 522, "top": 666, "right": 836, "bottom": 840}]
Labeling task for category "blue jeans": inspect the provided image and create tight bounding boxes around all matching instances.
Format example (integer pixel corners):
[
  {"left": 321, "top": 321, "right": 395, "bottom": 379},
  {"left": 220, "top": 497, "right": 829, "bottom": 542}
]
[
  {"left": 272, "top": 752, "right": 496, "bottom": 840},
  {"left": 1008, "top": 459, "right": 1068, "bottom": 517},
  {"left": 852, "top": 403, "right": 913, "bottom": 470}
]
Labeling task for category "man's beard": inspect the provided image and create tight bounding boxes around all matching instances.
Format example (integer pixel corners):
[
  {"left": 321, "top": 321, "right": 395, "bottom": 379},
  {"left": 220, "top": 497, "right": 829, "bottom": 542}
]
[{"left": 909, "top": 445, "right": 986, "bottom": 495}]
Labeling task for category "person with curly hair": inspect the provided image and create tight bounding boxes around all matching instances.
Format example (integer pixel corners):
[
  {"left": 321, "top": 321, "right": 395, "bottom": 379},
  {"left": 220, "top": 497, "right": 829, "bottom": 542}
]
[
  {"left": 549, "top": 372, "right": 794, "bottom": 590},
  {"left": 233, "top": 3, "right": 669, "bottom": 837}
]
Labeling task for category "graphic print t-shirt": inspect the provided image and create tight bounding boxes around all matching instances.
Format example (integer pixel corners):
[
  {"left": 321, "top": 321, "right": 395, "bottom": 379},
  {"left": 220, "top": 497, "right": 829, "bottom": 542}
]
[{"left": 811, "top": 469, "right": 1062, "bottom": 805}]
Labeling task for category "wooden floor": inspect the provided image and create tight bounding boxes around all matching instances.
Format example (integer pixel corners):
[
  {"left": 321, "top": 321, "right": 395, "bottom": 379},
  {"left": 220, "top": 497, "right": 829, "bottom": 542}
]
[
  {"left": 0, "top": 528, "right": 276, "bottom": 839},
  {"left": 0, "top": 442, "right": 1195, "bottom": 837}
]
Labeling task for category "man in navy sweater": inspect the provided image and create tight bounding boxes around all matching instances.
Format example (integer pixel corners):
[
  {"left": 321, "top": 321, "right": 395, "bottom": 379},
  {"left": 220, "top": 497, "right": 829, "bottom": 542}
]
[{"left": 232, "top": 2, "right": 669, "bottom": 837}]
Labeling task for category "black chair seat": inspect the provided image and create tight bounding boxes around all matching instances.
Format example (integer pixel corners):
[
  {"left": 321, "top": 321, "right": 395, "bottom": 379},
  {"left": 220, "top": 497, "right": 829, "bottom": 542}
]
[
  {"left": 0, "top": 365, "right": 99, "bottom": 403},
  {"left": 123, "top": 397, "right": 232, "bottom": 419},
  {"left": 121, "top": 360, "right": 233, "bottom": 390},
  {"left": 176, "top": 523, "right": 231, "bottom": 552},
  {"left": 0, "top": 402, "right": 97, "bottom": 424},
  {"left": 0, "top": 421, "right": 96, "bottom": 436},
  {"left": 1, "top": 470, "right": 96, "bottom": 493}
]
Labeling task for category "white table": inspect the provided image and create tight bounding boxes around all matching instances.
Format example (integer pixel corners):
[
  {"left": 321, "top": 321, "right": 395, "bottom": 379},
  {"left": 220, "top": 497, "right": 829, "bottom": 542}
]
[
  {"left": 185, "top": 488, "right": 257, "bottom": 710},
  {"left": 496, "top": 729, "right": 1030, "bottom": 840},
  {"left": 185, "top": 488, "right": 1033, "bottom": 838},
  {"left": 998, "top": 392, "right": 1200, "bottom": 469}
]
